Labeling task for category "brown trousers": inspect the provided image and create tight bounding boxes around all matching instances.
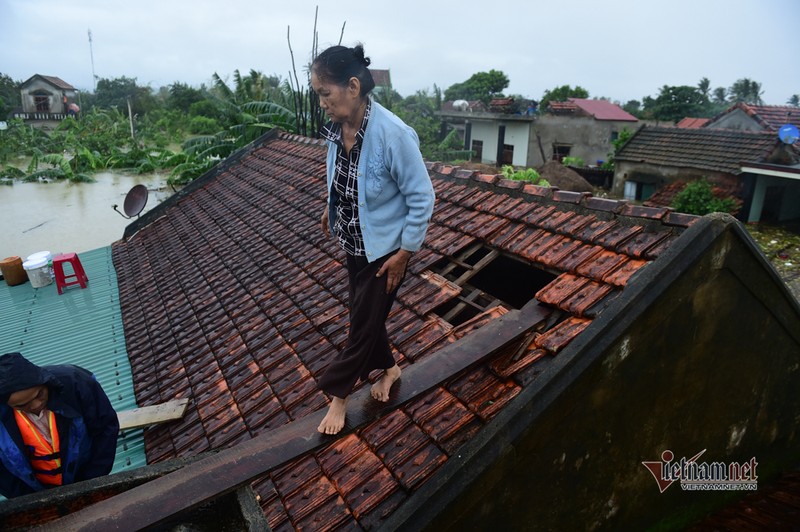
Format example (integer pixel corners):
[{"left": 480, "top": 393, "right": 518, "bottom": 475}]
[{"left": 318, "top": 251, "right": 402, "bottom": 398}]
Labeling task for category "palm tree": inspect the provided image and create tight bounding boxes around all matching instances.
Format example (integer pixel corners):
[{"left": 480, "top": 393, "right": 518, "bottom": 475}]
[{"left": 728, "top": 78, "right": 764, "bottom": 105}]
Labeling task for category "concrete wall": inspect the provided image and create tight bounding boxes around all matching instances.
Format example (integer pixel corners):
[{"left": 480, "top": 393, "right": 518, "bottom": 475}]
[
  {"left": 613, "top": 161, "right": 733, "bottom": 197},
  {"left": 420, "top": 216, "right": 800, "bottom": 530},
  {"left": 455, "top": 113, "right": 639, "bottom": 170},
  {"left": 529, "top": 116, "right": 639, "bottom": 168}
]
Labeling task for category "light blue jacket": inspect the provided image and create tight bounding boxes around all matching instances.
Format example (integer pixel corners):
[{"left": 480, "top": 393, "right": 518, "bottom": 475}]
[{"left": 325, "top": 100, "right": 435, "bottom": 262}]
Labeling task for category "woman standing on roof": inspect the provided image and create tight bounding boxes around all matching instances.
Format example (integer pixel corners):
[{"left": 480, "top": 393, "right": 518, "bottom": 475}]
[{"left": 312, "top": 44, "right": 435, "bottom": 435}]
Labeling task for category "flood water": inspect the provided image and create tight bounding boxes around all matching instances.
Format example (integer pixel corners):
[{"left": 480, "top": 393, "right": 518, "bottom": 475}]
[{"left": 0, "top": 171, "right": 173, "bottom": 260}]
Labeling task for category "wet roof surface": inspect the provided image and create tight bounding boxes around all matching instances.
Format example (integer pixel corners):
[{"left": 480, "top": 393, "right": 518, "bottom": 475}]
[{"left": 112, "top": 131, "right": 698, "bottom": 528}]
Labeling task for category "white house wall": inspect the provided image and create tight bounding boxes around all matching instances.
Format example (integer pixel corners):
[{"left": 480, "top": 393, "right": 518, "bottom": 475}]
[
  {"left": 505, "top": 123, "right": 531, "bottom": 167},
  {"left": 471, "top": 121, "right": 499, "bottom": 165},
  {"left": 469, "top": 121, "right": 532, "bottom": 167}
]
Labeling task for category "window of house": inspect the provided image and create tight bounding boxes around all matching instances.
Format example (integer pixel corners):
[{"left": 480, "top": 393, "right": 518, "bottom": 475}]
[
  {"left": 471, "top": 140, "right": 483, "bottom": 162},
  {"left": 611, "top": 131, "right": 619, "bottom": 142},
  {"left": 502, "top": 144, "right": 514, "bottom": 165},
  {"left": 34, "top": 95, "right": 50, "bottom": 112},
  {"left": 431, "top": 243, "right": 557, "bottom": 326},
  {"left": 552, "top": 144, "right": 571, "bottom": 162}
]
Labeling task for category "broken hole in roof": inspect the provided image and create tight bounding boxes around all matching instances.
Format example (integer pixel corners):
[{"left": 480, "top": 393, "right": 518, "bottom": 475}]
[{"left": 430, "top": 243, "right": 557, "bottom": 326}]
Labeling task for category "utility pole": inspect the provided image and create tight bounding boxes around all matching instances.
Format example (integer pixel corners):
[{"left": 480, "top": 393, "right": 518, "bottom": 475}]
[{"left": 88, "top": 29, "right": 97, "bottom": 92}]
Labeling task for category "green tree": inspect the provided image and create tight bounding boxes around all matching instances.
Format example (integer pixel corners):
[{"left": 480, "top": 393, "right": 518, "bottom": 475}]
[
  {"left": 787, "top": 94, "right": 799, "bottom": 107},
  {"left": 728, "top": 78, "right": 763, "bottom": 105},
  {"left": 0, "top": 73, "right": 21, "bottom": 119},
  {"left": 168, "top": 82, "right": 205, "bottom": 114},
  {"left": 539, "top": 85, "right": 589, "bottom": 112},
  {"left": 601, "top": 128, "right": 633, "bottom": 171},
  {"left": 644, "top": 85, "right": 706, "bottom": 123},
  {"left": 712, "top": 87, "right": 727, "bottom": 104},
  {"left": 697, "top": 77, "right": 711, "bottom": 100},
  {"left": 394, "top": 88, "right": 442, "bottom": 156},
  {"left": 94, "top": 76, "right": 158, "bottom": 116},
  {"left": 671, "top": 177, "right": 737, "bottom": 215},
  {"left": 444, "top": 70, "right": 509, "bottom": 104},
  {"left": 622, "top": 99, "right": 642, "bottom": 117}
]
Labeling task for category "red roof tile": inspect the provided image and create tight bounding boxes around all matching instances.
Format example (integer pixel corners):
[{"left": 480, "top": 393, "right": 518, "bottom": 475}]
[
  {"left": 567, "top": 98, "right": 638, "bottom": 121},
  {"left": 676, "top": 117, "right": 710, "bottom": 128},
  {"left": 112, "top": 130, "right": 698, "bottom": 528}
]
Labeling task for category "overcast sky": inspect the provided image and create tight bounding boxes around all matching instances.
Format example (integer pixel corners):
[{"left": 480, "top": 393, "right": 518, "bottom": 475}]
[{"left": 2, "top": 0, "right": 798, "bottom": 105}]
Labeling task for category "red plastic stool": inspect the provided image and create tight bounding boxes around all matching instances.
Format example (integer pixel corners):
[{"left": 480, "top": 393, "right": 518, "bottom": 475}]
[{"left": 53, "top": 253, "right": 89, "bottom": 294}]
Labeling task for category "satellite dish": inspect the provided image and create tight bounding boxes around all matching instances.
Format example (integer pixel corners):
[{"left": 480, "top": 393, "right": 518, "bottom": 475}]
[
  {"left": 113, "top": 184, "right": 149, "bottom": 219},
  {"left": 778, "top": 124, "right": 799, "bottom": 144}
]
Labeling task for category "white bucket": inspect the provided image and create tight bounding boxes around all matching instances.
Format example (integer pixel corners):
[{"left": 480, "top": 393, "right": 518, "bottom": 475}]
[
  {"left": 26, "top": 251, "right": 54, "bottom": 281},
  {"left": 22, "top": 257, "right": 52, "bottom": 288}
]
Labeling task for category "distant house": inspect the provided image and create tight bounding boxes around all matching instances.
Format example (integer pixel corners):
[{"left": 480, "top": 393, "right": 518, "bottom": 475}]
[
  {"left": 15, "top": 75, "right": 79, "bottom": 121},
  {"left": 439, "top": 97, "right": 638, "bottom": 169},
  {"left": 613, "top": 126, "right": 800, "bottom": 222},
  {"left": 704, "top": 102, "right": 800, "bottom": 134}
]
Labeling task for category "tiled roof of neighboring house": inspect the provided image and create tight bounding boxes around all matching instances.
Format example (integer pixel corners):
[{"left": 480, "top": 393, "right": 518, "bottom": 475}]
[
  {"left": 643, "top": 179, "right": 743, "bottom": 214},
  {"left": 369, "top": 69, "right": 391, "bottom": 87},
  {"left": 615, "top": 126, "right": 782, "bottom": 174},
  {"left": 111, "top": 131, "right": 698, "bottom": 529},
  {"left": 676, "top": 117, "right": 710, "bottom": 129},
  {"left": 21, "top": 75, "right": 76, "bottom": 90},
  {"left": 568, "top": 98, "right": 638, "bottom": 121},
  {"left": 707, "top": 102, "right": 800, "bottom": 131}
]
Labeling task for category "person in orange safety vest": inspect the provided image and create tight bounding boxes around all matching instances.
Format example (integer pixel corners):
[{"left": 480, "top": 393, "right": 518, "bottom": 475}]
[{"left": 0, "top": 353, "right": 119, "bottom": 498}]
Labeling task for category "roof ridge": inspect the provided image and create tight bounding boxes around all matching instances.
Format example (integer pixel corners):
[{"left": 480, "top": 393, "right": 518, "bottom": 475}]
[{"left": 426, "top": 162, "right": 697, "bottom": 228}]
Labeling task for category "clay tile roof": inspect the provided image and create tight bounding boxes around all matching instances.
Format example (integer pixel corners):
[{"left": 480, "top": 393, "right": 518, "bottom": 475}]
[
  {"left": 23, "top": 74, "right": 76, "bottom": 90},
  {"left": 676, "top": 117, "right": 710, "bottom": 129},
  {"left": 567, "top": 98, "right": 638, "bottom": 121},
  {"left": 747, "top": 104, "right": 800, "bottom": 130},
  {"left": 615, "top": 126, "right": 782, "bottom": 174},
  {"left": 112, "top": 130, "right": 698, "bottom": 529}
]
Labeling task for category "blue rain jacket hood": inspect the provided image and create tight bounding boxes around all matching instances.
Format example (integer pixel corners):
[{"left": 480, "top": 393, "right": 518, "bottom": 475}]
[{"left": 0, "top": 352, "right": 62, "bottom": 404}]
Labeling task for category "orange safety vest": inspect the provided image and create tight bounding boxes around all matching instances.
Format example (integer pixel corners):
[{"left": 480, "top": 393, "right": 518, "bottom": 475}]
[{"left": 14, "top": 410, "right": 62, "bottom": 487}]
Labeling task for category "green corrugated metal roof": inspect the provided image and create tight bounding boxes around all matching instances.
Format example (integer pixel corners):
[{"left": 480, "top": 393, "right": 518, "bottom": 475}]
[{"left": 0, "top": 246, "right": 145, "bottom": 474}]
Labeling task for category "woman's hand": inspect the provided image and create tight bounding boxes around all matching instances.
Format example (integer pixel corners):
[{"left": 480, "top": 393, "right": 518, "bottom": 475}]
[
  {"left": 376, "top": 249, "right": 411, "bottom": 293},
  {"left": 320, "top": 208, "right": 330, "bottom": 237}
]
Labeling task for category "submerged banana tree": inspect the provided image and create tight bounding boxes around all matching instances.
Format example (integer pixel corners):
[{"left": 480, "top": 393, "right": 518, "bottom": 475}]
[
  {"left": 168, "top": 95, "right": 297, "bottom": 186},
  {"left": 23, "top": 152, "right": 94, "bottom": 183}
]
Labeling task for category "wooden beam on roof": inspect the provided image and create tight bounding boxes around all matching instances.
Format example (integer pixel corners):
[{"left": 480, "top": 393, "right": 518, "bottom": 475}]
[
  {"left": 117, "top": 399, "right": 189, "bottom": 431},
  {"left": 38, "top": 302, "right": 551, "bottom": 532}
]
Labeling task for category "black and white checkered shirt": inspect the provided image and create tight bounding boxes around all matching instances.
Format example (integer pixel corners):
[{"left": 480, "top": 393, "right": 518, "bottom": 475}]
[{"left": 320, "top": 100, "right": 372, "bottom": 256}]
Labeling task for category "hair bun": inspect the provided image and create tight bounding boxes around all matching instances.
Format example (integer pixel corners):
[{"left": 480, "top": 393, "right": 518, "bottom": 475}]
[{"left": 353, "top": 44, "right": 371, "bottom": 67}]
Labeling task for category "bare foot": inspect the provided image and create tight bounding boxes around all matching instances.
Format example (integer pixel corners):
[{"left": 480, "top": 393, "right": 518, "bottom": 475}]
[
  {"left": 318, "top": 396, "right": 348, "bottom": 435},
  {"left": 371, "top": 365, "right": 401, "bottom": 402}
]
